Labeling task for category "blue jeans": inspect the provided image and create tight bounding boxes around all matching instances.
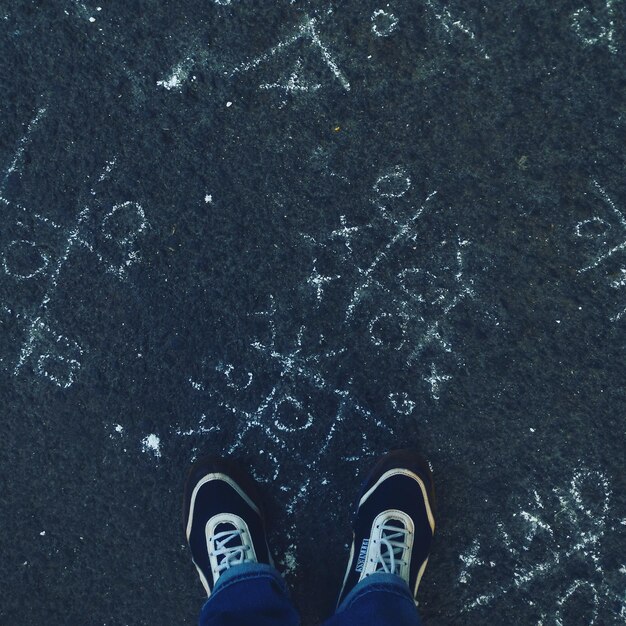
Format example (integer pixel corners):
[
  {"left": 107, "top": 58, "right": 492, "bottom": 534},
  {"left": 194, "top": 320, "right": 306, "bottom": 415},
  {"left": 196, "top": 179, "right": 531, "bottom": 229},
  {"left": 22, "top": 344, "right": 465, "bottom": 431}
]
[{"left": 198, "top": 563, "right": 423, "bottom": 626}]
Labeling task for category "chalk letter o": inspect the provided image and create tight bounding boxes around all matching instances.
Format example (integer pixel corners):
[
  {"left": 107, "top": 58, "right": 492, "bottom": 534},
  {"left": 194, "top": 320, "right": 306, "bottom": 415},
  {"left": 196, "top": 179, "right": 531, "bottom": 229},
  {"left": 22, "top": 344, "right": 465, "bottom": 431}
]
[
  {"left": 374, "top": 166, "right": 411, "bottom": 199},
  {"left": 3, "top": 240, "right": 50, "bottom": 280}
]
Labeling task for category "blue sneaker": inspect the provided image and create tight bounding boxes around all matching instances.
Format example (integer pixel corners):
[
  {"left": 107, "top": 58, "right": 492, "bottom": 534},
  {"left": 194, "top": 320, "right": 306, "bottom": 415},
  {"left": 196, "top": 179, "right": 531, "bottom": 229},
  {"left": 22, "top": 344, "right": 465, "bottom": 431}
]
[
  {"left": 183, "top": 456, "right": 274, "bottom": 595},
  {"left": 336, "top": 449, "right": 436, "bottom": 607}
]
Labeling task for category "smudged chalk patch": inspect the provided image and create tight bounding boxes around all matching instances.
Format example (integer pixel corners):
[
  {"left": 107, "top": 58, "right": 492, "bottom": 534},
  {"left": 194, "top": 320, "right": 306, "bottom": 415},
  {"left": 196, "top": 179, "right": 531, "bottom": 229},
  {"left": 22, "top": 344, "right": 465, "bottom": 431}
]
[
  {"left": 141, "top": 434, "right": 162, "bottom": 459},
  {"left": 157, "top": 59, "right": 193, "bottom": 91}
]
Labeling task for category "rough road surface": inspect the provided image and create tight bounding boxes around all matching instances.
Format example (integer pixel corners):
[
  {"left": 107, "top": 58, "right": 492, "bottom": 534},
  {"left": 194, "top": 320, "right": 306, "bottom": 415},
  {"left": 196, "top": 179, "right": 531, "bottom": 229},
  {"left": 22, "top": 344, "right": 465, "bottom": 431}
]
[{"left": 0, "top": 1, "right": 625, "bottom": 624}]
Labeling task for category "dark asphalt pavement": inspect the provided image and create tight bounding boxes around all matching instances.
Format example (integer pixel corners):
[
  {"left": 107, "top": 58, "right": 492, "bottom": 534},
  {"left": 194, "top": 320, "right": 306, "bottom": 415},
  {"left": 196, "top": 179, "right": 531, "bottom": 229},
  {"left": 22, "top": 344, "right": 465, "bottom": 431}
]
[{"left": 0, "top": 1, "right": 625, "bottom": 624}]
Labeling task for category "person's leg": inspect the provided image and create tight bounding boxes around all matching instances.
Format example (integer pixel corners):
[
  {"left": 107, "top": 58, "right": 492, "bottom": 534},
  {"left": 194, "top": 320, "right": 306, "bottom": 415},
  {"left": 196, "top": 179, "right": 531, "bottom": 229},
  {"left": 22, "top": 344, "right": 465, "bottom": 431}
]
[
  {"left": 198, "top": 562, "right": 299, "bottom": 626},
  {"left": 322, "top": 573, "right": 422, "bottom": 626},
  {"left": 323, "top": 449, "right": 435, "bottom": 626},
  {"left": 183, "top": 456, "right": 300, "bottom": 626}
]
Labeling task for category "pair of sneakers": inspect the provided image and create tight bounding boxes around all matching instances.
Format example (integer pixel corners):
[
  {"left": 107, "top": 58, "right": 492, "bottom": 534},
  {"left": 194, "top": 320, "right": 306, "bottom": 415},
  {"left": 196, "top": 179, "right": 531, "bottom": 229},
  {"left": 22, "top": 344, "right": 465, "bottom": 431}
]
[{"left": 183, "top": 449, "right": 435, "bottom": 608}]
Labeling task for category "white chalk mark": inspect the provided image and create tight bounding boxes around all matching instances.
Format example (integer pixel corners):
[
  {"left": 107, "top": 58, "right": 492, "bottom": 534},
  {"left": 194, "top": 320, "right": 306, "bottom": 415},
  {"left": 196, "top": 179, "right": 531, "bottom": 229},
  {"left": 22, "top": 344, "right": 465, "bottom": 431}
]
[
  {"left": 575, "top": 179, "right": 626, "bottom": 324},
  {"left": 578, "top": 242, "right": 626, "bottom": 273},
  {"left": 273, "top": 395, "right": 314, "bottom": 432},
  {"left": 98, "top": 157, "right": 117, "bottom": 183},
  {"left": 229, "top": 29, "right": 303, "bottom": 76},
  {"left": 229, "top": 15, "right": 350, "bottom": 92},
  {"left": 281, "top": 545, "right": 299, "bottom": 576},
  {"left": 18, "top": 320, "right": 84, "bottom": 388},
  {"left": 407, "top": 286, "right": 475, "bottom": 363},
  {"left": 373, "top": 165, "right": 412, "bottom": 199},
  {"left": 556, "top": 580, "right": 600, "bottom": 626},
  {"left": 1, "top": 113, "right": 147, "bottom": 390},
  {"left": 72, "top": 1, "right": 91, "bottom": 19},
  {"left": 3, "top": 240, "right": 50, "bottom": 280},
  {"left": 371, "top": 9, "right": 399, "bottom": 38},
  {"left": 300, "top": 165, "right": 478, "bottom": 400},
  {"left": 519, "top": 510, "right": 554, "bottom": 547},
  {"left": 252, "top": 324, "right": 344, "bottom": 390},
  {"left": 609, "top": 269, "right": 626, "bottom": 288},
  {"left": 459, "top": 539, "right": 484, "bottom": 584},
  {"left": 389, "top": 392, "right": 416, "bottom": 415},
  {"left": 141, "top": 434, "right": 162, "bottom": 458},
  {"left": 0, "top": 194, "right": 64, "bottom": 231},
  {"left": 183, "top": 304, "right": 393, "bottom": 509},
  {"left": 101, "top": 202, "right": 147, "bottom": 245},
  {"left": 578, "top": 182, "right": 626, "bottom": 272},
  {"left": 398, "top": 268, "right": 431, "bottom": 302},
  {"left": 260, "top": 58, "right": 322, "bottom": 107},
  {"left": 285, "top": 478, "right": 311, "bottom": 514},
  {"left": 36, "top": 354, "right": 82, "bottom": 388},
  {"left": 424, "top": 0, "right": 490, "bottom": 60},
  {"left": 9, "top": 157, "right": 146, "bottom": 386},
  {"left": 252, "top": 294, "right": 278, "bottom": 349},
  {"left": 591, "top": 179, "right": 626, "bottom": 229},
  {"left": 216, "top": 362, "right": 253, "bottom": 391},
  {"left": 329, "top": 215, "right": 365, "bottom": 254},
  {"left": 99, "top": 201, "right": 149, "bottom": 280},
  {"left": 173, "top": 414, "right": 221, "bottom": 437},
  {"left": 571, "top": 0, "right": 620, "bottom": 54},
  {"left": 189, "top": 378, "right": 205, "bottom": 392},
  {"left": 575, "top": 217, "right": 611, "bottom": 239},
  {"left": 609, "top": 305, "right": 626, "bottom": 322},
  {"left": 346, "top": 189, "right": 438, "bottom": 320},
  {"left": 1, "top": 107, "right": 47, "bottom": 193},
  {"left": 251, "top": 449, "right": 281, "bottom": 483},
  {"left": 299, "top": 17, "right": 350, "bottom": 91},
  {"left": 369, "top": 311, "right": 408, "bottom": 349},
  {"left": 423, "top": 363, "right": 451, "bottom": 400},
  {"left": 13, "top": 203, "right": 91, "bottom": 379},
  {"left": 463, "top": 467, "right": 616, "bottom": 616},
  {"left": 307, "top": 258, "right": 340, "bottom": 303},
  {"left": 157, "top": 58, "right": 194, "bottom": 90}
]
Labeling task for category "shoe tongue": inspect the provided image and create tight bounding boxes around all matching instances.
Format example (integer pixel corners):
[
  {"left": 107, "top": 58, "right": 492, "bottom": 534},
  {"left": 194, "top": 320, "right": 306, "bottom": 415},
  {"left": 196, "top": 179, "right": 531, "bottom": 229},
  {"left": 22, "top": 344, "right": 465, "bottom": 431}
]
[
  {"left": 215, "top": 522, "right": 236, "bottom": 534},
  {"left": 214, "top": 522, "right": 241, "bottom": 549},
  {"left": 384, "top": 518, "right": 405, "bottom": 531}
]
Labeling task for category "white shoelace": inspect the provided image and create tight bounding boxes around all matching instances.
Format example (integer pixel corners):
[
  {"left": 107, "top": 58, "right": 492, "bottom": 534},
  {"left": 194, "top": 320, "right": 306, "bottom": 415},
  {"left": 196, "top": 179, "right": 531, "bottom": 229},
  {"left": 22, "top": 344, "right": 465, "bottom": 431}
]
[
  {"left": 376, "top": 524, "right": 410, "bottom": 575},
  {"left": 209, "top": 528, "right": 251, "bottom": 573}
]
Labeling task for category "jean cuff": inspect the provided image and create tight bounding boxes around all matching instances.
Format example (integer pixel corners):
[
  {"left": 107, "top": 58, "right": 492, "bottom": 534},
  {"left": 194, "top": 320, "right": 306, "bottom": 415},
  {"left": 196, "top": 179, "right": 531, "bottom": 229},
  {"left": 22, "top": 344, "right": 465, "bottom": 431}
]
[
  {"left": 211, "top": 562, "right": 286, "bottom": 595},
  {"left": 337, "top": 573, "right": 416, "bottom": 613}
]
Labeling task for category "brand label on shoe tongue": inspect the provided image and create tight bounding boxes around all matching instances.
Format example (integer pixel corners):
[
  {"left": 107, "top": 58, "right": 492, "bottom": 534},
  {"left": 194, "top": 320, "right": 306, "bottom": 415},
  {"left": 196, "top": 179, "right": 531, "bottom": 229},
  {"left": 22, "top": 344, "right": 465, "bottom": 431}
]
[{"left": 355, "top": 539, "right": 369, "bottom": 572}]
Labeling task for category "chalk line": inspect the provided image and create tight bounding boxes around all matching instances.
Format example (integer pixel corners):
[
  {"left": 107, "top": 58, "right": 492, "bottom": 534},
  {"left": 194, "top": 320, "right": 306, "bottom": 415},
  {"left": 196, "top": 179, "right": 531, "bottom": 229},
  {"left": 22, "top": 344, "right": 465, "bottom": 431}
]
[
  {"left": 1, "top": 107, "right": 47, "bottom": 193},
  {"left": 424, "top": 0, "right": 490, "bottom": 60},
  {"left": 227, "top": 15, "right": 350, "bottom": 91},
  {"left": 423, "top": 363, "right": 452, "bottom": 400},
  {"left": 578, "top": 181, "right": 626, "bottom": 273},
  {"left": 259, "top": 58, "right": 322, "bottom": 105}
]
